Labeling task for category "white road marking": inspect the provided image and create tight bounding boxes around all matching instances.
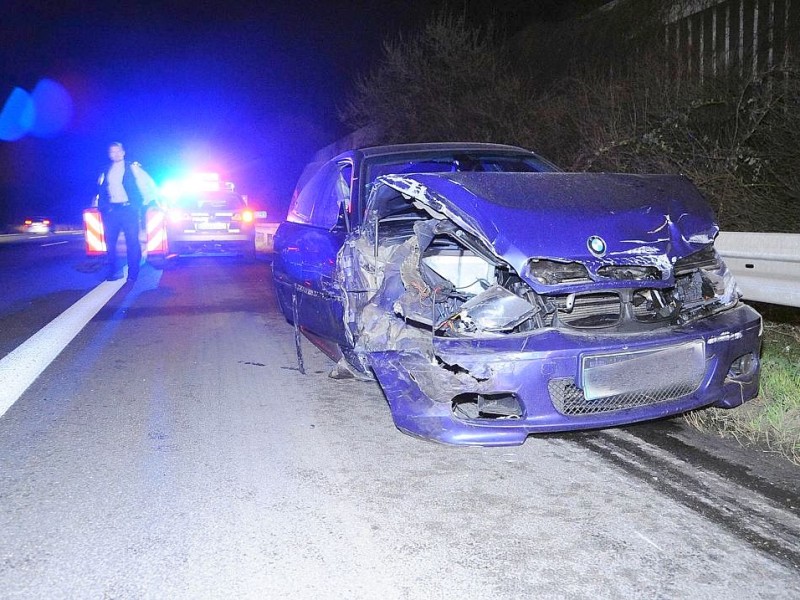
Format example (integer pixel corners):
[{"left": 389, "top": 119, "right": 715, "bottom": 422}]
[
  {"left": 0, "top": 273, "right": 126, "bottom": 418},
  {"left": 40, "top": 241, "right": 69, "bottom": 247},
  {"left": 634, "top": 530, "right": 665, "bottom": 552}
]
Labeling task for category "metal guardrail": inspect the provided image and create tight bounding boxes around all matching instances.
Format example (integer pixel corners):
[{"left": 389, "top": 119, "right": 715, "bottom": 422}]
[
  {"left": 255, "top": 222, "right": 280, "bottom": 254},
  {"left": 716, "top": 232, "right": 800, "bottom": 309}
]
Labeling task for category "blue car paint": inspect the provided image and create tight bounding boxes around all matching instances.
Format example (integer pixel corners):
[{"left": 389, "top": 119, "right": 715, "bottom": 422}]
[
  {"left": 369, "top": 303, "right": 761, "bottom": 446},
  {"left": 273, "top": 222, "right": 349, "bottom": 347},
  {"left": 375, "top": 172, "right": 718, "bottom": 294},
  {"left": 272, "top": 144, "right": 761, "bottom": 446},
  {"left": 273, "top": 143, "right": 554, "bottom": 355}
]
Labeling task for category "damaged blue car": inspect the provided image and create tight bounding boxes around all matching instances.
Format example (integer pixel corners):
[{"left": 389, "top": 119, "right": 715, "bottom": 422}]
[{"left": 272, "top": 143, "right": 761, "bottom": 446}]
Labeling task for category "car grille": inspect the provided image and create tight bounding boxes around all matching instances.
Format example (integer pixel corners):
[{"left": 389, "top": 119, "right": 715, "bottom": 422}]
[
  {"left": 552, "top": 291, "right": 668, "bottom": 328},
  {"left": 555, "top": 293, "right": 620, "bottom": 327},
  {"left": 547, "top": 377, "right": 699, "bottom": 416}
]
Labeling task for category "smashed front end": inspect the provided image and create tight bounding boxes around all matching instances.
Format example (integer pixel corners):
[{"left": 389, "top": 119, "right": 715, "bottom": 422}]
[{"left": 337, "top": 172, "right": 762, "bottom": 446}]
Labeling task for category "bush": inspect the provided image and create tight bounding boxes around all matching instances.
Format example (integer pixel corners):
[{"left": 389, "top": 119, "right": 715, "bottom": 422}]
[{"left": 533, "top": 57, "right": 800, "bottom": 232}]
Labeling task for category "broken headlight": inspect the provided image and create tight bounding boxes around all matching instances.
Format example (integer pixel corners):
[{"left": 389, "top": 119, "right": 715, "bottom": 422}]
[
  {"left": 446, "top": 284, "right": 538, "bottom": 333},
  {"left": 527, "top": 259, "right": 591, "bottom": 285},
  {"left": 597, "top": 265, "right": 661, "bottom": 281},
  {"left": 673, "top": 244, "right": 720, "bottom": 274},
  {"left": 672, "top": 245, "right": 740, "bottom": 315}
]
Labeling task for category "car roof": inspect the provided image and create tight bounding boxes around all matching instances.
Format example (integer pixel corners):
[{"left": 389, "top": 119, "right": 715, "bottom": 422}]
[
  {"left": 358, "top": 142, "right": 534, "bottom": 157},
  {"left": 292, "top": 142, "right": 559, "bottom": 199},
  {"left": 330, "top": 142, "right": 538, "bottom": 163}
]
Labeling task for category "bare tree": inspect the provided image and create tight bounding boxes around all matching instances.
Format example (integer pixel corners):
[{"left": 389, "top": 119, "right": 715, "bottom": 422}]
[
  {"left": 340, "top": 11, "right": 535, "bottom": 145},
  {"left": 543, "top": 54, "right": 800, "bottom": 232}
]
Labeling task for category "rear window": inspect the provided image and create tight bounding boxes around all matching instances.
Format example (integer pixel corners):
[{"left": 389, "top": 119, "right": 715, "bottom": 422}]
[{"left": 177, "top": 192, "right": 245, "bottom": 211}]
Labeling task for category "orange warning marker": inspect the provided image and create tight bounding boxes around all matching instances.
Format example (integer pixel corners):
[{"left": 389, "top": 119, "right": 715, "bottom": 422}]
[
  {"left": 145, "top": 207, "right": 169, "bottom": 256},
  {"left": 82, "top": 208, "right": 106, "bottom": 256}
]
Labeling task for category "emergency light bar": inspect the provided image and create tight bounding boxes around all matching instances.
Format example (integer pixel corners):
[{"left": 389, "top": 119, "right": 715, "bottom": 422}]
[
  {"left": 159, "top": 172, "right": 236, "bottom": 201},
  {"left": 190, "top": 172, "right": 221, "bottom": 192}
]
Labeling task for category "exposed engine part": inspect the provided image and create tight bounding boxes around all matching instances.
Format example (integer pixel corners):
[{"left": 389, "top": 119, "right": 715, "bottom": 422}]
[{"left": 340, "top": 194, "right": 738, "bottom": 355}]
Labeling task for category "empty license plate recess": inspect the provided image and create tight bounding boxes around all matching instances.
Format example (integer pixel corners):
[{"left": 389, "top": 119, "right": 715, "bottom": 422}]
[
  {"left": 197, "top": 222, "right": 227, "bottom": 230},
  {"left": 580, "top": 340, "right": 706, "bottom": 401}
]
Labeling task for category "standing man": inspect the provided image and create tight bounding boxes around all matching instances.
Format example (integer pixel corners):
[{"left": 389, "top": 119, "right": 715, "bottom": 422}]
[{"left": 97, "top": 142, "right": 158, "bottom": 282}]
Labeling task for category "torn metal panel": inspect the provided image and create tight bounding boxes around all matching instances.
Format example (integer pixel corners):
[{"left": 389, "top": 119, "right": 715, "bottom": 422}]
[{"left": 343, "top": 173, "right": 743, "bottom": 358}]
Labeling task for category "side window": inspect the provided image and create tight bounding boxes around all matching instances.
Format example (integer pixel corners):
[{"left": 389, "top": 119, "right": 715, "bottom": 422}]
[
  {"left": 334, "top": 162, "right": 353, "bottom": 229},
  {"left": 310, "top": 161, "right": 353, "bottom": 230},
  {"left": 336, "top": 163, "right": 353, "bottom": 207},
  {"left": 287, "top": 162, "right": 338, "bottom": 225}
]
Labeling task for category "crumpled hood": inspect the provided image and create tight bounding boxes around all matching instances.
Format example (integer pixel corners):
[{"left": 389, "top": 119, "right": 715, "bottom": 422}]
[{"left": 373, "top": 172, "right": 719, "bottom": 290}]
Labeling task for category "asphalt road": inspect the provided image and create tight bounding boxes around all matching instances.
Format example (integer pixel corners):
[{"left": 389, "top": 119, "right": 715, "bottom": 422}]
[
  {"left": 0, "top": 245, "right": 798, "bottom": 599},
  {"left": 0, "top": 232, "right": 99, "bottom": 360}
]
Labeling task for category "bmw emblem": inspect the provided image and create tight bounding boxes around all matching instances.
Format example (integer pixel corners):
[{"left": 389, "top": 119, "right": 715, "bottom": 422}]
[{"left": 587, "top": 236, "right": 607, "bottom": 257}]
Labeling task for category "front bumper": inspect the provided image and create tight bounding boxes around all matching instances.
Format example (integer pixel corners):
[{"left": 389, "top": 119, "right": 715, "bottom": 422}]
[{"left": 369, "top": 303, "right": 762, "bottom": 446}]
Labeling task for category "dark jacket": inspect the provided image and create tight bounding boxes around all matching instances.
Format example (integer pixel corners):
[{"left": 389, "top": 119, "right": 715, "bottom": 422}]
[{"left": 98, "top": 161, "right": 145, "bottom": 213}]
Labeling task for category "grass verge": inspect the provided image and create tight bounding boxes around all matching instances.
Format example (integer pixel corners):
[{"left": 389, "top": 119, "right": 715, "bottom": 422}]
[{"left": 685, "top": 302, "right": 800, "bottom": 466}]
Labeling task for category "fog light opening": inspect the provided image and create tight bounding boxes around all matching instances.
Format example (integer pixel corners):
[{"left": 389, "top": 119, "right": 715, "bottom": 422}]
[
  {"left": 728, "top": 352, "right": 757, "bottom": 378},
  {"left": 452, "top": 393, "right": 523, "bottom": 420}
]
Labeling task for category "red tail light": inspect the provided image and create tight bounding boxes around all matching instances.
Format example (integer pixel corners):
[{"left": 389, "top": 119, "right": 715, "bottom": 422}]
[
  {"left": 233, "top": 210, "right": 254, "bottom": 223},
  {"left": 43, "top": 219, "right": 51, "bottom": 226},
  {"left": 24, "top": 219, "right": 32, "bottom": 225}
]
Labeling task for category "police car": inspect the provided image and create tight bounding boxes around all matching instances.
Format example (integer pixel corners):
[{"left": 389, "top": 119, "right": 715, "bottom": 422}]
[{"left": 146, "top": 173, "right": 261, "bottom": 262}]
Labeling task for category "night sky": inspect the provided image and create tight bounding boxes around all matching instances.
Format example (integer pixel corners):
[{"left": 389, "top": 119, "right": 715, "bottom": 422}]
[{"left": 0, "top": 0, "right": 601, "bottom": 223}]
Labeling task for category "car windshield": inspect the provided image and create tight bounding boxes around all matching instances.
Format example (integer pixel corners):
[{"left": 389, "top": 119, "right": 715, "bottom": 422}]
[
  {"left": 177, "top": 192, "right": 245, "bottom": 211},
  {"left": 364, "top": 152, "right": 557, "bottom": 194}
]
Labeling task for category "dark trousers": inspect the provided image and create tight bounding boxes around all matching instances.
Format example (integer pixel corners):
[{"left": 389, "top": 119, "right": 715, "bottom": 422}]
[{"left": 103, "top": 204, "right": 141, "bottom": 280}]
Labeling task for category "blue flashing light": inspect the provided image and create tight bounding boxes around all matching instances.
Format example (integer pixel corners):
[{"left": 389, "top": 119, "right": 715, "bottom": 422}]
[
  {"left": 189, "top": 172, "right": 221, "bottom": 192},
  {"left": 30, "top": 79, "right": 73, "bottom": 138},
  {"left": 160, "top": 179, "right": 182, "bottom": 201},
  {"left": 159, "top": 172, "right": 227, "bottom": 199},
  {"left": 0, "top": 87, "right": 35, "bottom": 141}
]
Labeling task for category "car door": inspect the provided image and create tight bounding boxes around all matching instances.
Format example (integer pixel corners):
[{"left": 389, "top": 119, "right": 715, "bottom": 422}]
[{"left": 273, "top": 159, "right": 354, "bottom": 346}]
